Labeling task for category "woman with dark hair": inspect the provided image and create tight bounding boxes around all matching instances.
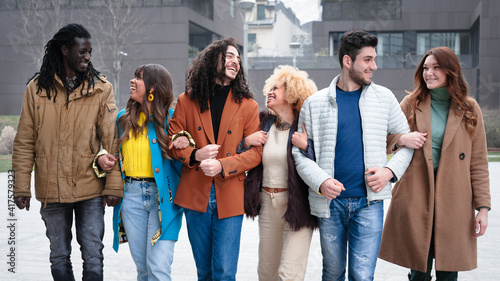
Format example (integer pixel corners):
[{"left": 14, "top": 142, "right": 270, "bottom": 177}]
[
  {"left": 110, "top": 64, "right": 188, "bottom": 281},
  {"left": 379, "top": 47, "right": 491, "bottom": 281},
  {"left": 242, "top": 65, "right": 318, "bottom": 280}
]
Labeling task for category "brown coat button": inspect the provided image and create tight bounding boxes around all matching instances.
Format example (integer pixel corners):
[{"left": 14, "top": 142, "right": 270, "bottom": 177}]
[{"left": 155, "top": 168, "right": 160, "bottom": 173}]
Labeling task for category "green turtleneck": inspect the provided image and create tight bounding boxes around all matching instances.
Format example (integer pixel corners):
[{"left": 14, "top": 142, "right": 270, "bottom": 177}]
[{"left": 430, "top": 87, "right": 451, "bottom": 169}]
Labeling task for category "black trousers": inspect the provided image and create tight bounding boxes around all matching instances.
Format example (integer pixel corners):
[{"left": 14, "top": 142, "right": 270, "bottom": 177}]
[{"left": 409, "top": 238, "right": 458, "bottom": 281}]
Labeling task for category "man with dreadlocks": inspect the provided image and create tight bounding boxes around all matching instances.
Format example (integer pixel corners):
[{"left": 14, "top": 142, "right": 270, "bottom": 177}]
[
  {"left": 168, "top": 37, "right": 262, "bottom": 280},
  {"left": 12, "top": 23, "right": 122, "bottom": 281}
]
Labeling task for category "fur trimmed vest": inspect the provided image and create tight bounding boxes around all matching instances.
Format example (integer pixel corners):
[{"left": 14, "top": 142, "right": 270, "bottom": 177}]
[{"left": 244, "top": 111, "right": 318, "bottom": 231}]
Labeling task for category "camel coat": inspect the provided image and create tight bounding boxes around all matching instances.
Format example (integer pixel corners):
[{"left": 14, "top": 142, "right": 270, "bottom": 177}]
[
  {"left": 378, "top": 94, "right": 491, "bottom": 272},
  {"left": 13, "top": 75, "right": 122, "bottom": 204},
  {"left": 168, "top": 91, "right": 262, "bottom": 219}
]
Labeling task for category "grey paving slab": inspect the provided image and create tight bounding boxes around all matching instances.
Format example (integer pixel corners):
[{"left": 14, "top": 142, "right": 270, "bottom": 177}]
[{"left": 0, "top": 162, "right": 498, "bottom": 280}]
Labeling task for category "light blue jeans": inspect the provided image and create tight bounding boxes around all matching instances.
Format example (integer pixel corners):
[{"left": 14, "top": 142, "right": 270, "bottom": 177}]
[
  {"left": 121, "top": 179, "right": 175, "bottom": 281},
  {"left": 184, "top": 184, "right": 243, "bottom": 281},
  {"left": 318, "top": 197, "right": 384, "bottom": 281}
]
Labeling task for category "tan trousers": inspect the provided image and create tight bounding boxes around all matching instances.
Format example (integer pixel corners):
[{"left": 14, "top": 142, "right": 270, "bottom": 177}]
[{"left": 257, "top": 190, "right": 313, "bottom": 281}]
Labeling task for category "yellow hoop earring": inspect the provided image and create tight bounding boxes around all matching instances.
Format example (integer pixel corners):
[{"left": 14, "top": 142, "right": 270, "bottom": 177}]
[{"left": 148, "top": 90, "right": 154, "bottom": 102}]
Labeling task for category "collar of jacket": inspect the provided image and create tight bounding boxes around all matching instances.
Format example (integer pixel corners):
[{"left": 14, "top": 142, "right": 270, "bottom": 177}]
[
  {"left": 36, "top": 73, "right": 104, "bottom": 101},
  {"left": 326, "top": 74, "right": 371, "bottom": 105}
]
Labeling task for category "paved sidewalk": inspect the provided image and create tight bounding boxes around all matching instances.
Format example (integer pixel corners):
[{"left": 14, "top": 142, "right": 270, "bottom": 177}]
[{"left": 1, "top": 163, "right": 498, "bottom": 280}]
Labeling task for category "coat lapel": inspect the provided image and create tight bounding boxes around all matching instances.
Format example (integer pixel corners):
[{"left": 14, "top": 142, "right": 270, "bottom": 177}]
[
  {"left": 441, "top": 100, "right": 462, "bottom": 154},
  {"left": 198, "top": 100, "right": 215, "bottom": 144},
  {"left": 217, "top": 89, "right": 239, "bottom": 146}
]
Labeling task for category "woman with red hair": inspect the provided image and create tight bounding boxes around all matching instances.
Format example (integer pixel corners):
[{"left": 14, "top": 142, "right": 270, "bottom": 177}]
[{"left": 379, "top": 47, "right": 491, "bottom": 280}]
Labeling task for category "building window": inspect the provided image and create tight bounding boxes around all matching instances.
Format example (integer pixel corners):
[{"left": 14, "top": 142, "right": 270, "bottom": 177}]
[
  {"left": 417, "top": 31, "right": 470, "bottom": 55},
  {"left": 248, "top": 33, "right": 257, "bottom": 52},
  {"left": 329, "top": 32, "right": 343, "bottom": 57},
  {"left": 327, "top": 30, "right": 473, "bottom": 68},
  {"left": 377, "top": 32, "right": 403, "bottom": 56},
  {"left": 230, "top": 0, "right": 235, "bottom": 17},
  {"left": 257, "top": 4, "right": 265, "bottom": 20}
]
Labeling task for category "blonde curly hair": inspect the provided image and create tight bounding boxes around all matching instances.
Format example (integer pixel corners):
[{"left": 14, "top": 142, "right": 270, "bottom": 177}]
[{"left": 263, "top": 65, "right": 317, "bottom": 115}]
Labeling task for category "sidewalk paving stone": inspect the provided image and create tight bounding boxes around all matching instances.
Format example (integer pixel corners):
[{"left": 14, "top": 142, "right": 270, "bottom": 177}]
[{"left": 1, "top": 163, "right": 498, "bottom": 280}]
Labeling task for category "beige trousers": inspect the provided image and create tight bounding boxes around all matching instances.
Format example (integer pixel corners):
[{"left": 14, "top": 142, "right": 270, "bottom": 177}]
[{"left": 257, "top": 190, "right": 313, "bottom": 281}]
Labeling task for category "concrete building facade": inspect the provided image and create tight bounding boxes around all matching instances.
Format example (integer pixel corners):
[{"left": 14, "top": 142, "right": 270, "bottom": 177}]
[
  {"left": 248, "top": 0, "right": 499, "bottom": 110},
  {"left": 243, "top": 0, "right": 309, "bottom": 58},
  {"left": 310, "top": 0, "right": 499, "bottom": 107},
  {"left": 1, "top": 0, "right": 499, "bottom": 114},
  {"left": 0, "top": 0, "right": 244, "bottom": 113}
]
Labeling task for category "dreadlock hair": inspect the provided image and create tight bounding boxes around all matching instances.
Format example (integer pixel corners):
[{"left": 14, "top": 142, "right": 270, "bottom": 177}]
[
  {"left": 185, "top": 37, "right": 253, "bottom": 112},
  {"left": 406, "top": 46, "right": 477, "bottom": 137},
  {"left": 118, "top": 64, "right": 174, "bottom": 160},
  {"left": 29, "top": 23, "right": 103, "bottom": 102}
]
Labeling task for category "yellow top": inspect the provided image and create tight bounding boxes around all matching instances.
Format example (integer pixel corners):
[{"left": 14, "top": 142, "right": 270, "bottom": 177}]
[{"left": 121, "top": 113, "right": 154, "bottom": 178}]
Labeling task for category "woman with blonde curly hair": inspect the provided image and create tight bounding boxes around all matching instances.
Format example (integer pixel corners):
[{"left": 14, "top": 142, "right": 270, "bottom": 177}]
[{"left": 241, "top": 65, "right": 318, "bottom": 280}]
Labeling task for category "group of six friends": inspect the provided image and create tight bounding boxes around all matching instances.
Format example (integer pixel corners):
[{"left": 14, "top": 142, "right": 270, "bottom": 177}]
[{"left": 13, "top": 23, "right": 490, "bottom": 281}]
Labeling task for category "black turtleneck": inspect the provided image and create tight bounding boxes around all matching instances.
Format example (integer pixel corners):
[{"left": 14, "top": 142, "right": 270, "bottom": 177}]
[
  {"left": 189, "top": 84, "right": 231, "bottom": 166},
  {"left": 210, "top": 84, "right": 230, "bottom": 143}
]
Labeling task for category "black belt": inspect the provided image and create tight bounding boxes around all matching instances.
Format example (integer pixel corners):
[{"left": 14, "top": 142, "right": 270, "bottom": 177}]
[{"left": 125, "top": 176, "right": 155, "bottom": 182}]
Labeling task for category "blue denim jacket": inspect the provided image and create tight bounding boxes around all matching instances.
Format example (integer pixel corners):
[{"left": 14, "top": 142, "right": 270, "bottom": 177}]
[{"left": 112, "top": 108, "right": 183, "bottom": 252}]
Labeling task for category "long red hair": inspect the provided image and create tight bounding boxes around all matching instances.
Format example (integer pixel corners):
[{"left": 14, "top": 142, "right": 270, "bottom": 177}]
[{"left": 406, "top": 46, "right": 477, "bottom": 136}]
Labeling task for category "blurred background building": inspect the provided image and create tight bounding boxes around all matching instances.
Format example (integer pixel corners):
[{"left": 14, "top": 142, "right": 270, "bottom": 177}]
[
  {"left": 0, "top": 0, "right": 244, "bottom": 113},
  {"left": 0, "top": 0, "right": 499, "bottom": 113},
  {"left": 247, "top": 0, "right": 500, "bottom": 109}
]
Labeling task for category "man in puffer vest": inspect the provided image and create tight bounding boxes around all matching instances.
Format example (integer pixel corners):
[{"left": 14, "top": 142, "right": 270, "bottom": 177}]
[{"left": 292, "top": 29, "right": 414, "bottom": 281}]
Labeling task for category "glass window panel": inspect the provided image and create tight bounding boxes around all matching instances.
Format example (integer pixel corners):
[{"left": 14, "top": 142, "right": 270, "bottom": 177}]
[
  {"left": 377, "top": 33, "right": 390, "bottom": 56},
  {"left": 459, "top": 32, "right": 470, "bottom": 54},
  {"left": 390, "top": 33, "right": 403, "bottom": 55},
  {"left": 417, "top": 33, "right": 430, "bottom": 55},
  {"left": 257, "top": 4, "right": 265, "bottom": 20},
  {"left": 329, "top": 32, "right": 343, "bottom": 57},
  {"left": 248, "top": 33, "right": 256, "bottom": 52}
]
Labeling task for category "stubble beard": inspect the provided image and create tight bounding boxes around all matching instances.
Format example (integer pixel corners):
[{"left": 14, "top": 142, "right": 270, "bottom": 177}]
[{"left": 349, "top": 67, "right": 371, "bottom": 86}]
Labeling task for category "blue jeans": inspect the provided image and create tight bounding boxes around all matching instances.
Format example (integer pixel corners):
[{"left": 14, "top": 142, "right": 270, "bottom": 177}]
[
  {"left": 184, "top": 184, "right": 243, "bottom": 281},
  {"left": 40, "top": 197, "right": 105, "bottom": 281},
  {"left": 121, "top": 179, "right": 175, "bottom": 281},
  {"left": 318, "top": 197, "right": 383, "bottom": 281}
]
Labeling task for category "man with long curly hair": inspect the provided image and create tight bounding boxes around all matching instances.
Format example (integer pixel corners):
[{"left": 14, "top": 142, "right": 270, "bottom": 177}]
[
  {"left": 12, "top": 23, "right": 122, "bottom": 280},
  {"left": 168, "top": 37, "right": 262, "bottom": 280}
]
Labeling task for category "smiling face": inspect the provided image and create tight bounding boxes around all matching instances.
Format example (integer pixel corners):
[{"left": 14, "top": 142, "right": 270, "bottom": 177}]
[
  {"left": 266, "top": 84, "right": 288, "bottom": 112},
  {"left": 62, "top": 37, "right": 92, "bottom": 78},
  {"left": 216, "top": 45, "right": 240, "bottom": 85},
  {"left": 130, "top": 71, "right": 147, "bottom": 104},
  {"left": 423, "top": 55, "right": 447, "bottom": 89},
  {"left": 348, "top": 46, "right": 377, "bottom": 87}
]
